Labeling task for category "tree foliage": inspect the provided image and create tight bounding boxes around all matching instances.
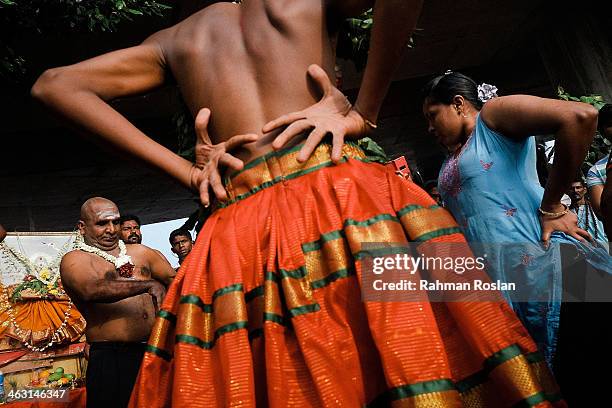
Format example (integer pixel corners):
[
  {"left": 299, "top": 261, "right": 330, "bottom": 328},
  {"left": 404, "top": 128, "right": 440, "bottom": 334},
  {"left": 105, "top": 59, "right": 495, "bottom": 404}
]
[
  {"left": 336, "top": 8, "right": 418, "bottom": 71},
  {"left": 557, "top": 86, "right": 609, "bottom": 173},
  {"left": 0, "top": 0, "right": 171, "bottom": 79}
]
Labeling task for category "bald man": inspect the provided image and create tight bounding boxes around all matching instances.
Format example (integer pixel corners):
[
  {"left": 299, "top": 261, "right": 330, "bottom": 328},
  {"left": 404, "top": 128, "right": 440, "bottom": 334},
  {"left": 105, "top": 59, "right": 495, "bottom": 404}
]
[{"left": 60, "top": 197, "right": 175, "bottom": 408}]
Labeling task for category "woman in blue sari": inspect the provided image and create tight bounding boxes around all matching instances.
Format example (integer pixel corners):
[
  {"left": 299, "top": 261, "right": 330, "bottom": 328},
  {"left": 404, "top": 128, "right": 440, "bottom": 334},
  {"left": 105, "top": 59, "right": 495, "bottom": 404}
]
[{"left": 421, "top": 72, "right": 612, "bottom": 404}]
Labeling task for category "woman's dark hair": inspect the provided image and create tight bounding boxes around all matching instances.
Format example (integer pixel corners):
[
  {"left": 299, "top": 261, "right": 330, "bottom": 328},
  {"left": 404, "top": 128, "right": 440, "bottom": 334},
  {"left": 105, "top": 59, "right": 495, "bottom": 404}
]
[{"left": 422, "top": 72, "right": 483, "bottom": 110}]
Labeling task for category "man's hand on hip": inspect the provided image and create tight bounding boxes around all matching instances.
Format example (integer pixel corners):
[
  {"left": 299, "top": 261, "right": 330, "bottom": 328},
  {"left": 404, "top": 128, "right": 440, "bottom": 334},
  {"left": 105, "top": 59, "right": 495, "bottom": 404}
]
[
  {"left": 146, "top": 280, "right": 167, "bottom": 312},
  {"left": 263, "top": 64, "right": 368, "bottom": 164},
  {"left": 190, "top": 108, "right": 259, "bottom": 207}
]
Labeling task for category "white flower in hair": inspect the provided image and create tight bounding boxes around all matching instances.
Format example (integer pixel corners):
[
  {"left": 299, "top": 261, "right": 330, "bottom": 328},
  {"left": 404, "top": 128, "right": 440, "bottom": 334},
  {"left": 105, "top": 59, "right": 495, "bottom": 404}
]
[{"left": 477, "top": 83, "right": 498, "bottom": 103}]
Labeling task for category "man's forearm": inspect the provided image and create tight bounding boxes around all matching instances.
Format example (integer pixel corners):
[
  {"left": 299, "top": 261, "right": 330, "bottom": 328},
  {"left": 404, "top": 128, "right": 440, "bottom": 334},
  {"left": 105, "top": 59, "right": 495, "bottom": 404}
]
[
  {"left": 354, "top": 0, "right": 424, "bottom": 123},
  {"left": 84, "top": 279, "right": 154, "bottom": 303},
  {"left": 32, "top": 71, "right": 193, "bottom": 189}
]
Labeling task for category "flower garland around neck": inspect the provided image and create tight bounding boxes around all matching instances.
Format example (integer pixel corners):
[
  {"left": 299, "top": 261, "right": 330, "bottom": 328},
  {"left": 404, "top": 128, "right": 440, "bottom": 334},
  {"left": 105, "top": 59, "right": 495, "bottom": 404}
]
[{"left": 75, "top": 237, "right": 135, "bottom": 278}]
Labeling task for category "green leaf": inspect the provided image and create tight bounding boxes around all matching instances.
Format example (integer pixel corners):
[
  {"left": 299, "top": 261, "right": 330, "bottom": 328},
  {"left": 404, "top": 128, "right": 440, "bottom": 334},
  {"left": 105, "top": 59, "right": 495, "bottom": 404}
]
[
  {"left": 347, "top": 18, "right": 360, "bottom": 29},
  {"left": 557, "top": 86, "right": 566, "bottom": 96},
  {"left": 357, "top": 137, "right": 389, "bottom": 164}
]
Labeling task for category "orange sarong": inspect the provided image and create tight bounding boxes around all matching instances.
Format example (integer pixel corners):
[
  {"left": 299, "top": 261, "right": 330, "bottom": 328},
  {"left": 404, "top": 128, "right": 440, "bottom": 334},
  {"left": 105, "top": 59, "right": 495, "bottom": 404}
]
[{"left": 130, "top": 142, "right": 564, "bottom": 407}]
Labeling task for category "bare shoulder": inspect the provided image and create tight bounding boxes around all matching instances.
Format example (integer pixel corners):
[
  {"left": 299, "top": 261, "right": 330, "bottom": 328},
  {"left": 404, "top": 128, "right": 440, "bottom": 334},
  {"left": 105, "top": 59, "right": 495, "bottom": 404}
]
[
  {"left": 481, "top": 94, "right": 597, "bottom": 140},
  {"left": 150, "top": 2, "right": 238, "bottom": 62},
  {"left": 126, "top": 244, "right": 163, "bottom": 262},
  {"left": 165, "top": 2, "right": 237, "bottom": 39},
  {"left": 480, "top": 95, "right": 545, "bottom": 129},
  {"left": 481, "top": 94, "right": 596, "bottom": 123},
  {"left": 481, "top": 94, "right": 534, "bottom": 113},
  {"left": 125, "top": 243, "right": 148, "bottom": 256},
  {"left": 59, "top": 250, "right": 97, "bottom": 282},
  {"left": 60, "top": 250, "right": 87, "bottom": 271},
  {"left": 141, "top": 24, "right": 175, "bottom": 61}
]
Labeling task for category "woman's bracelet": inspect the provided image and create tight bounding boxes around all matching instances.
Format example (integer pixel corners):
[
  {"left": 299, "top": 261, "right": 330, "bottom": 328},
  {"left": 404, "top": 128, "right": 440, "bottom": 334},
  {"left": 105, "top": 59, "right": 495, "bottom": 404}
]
[{"left": 538, "top": 203, "right": 569, "bottom": 218}]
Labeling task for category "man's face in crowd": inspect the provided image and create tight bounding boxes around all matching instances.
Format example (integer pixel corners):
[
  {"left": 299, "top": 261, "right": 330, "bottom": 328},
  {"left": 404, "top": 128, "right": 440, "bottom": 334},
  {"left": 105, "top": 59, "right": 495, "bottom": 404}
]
[
  {"left": 79, "top": 201, "right": 120, "bottom": 251},
  {"left": 568, "top": 182, "right": 586, "bottom": 204},
  {"left": 120, "top": 220, "right": 142, "bottom": 244},
  {"left": 171, "top": 234, "right": 193, "bottom": 261}
]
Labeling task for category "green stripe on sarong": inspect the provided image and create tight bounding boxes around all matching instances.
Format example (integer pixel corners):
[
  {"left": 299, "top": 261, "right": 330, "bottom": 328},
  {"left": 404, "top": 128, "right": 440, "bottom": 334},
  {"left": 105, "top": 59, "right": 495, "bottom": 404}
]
[
  {"left": 414, "top": 227, "right": 462, "bottom": 242},
  {"left": 157, "top": 309, "right": 177, "bottom": 325},
  {"left": 179, "top": 294, "right": 212, "bottom": 313},
  {"left": 145, "top": 344, "right": 173, "bottom": 361},
  {"left": 212, "top": 283, "right": 243, "bottom": 301}
]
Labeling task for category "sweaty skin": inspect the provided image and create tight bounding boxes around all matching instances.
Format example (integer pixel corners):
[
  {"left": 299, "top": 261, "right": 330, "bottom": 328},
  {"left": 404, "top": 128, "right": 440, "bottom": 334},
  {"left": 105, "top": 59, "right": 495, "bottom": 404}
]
[{"left": 60, "top": 198, "right": 175, "bottom": 342}]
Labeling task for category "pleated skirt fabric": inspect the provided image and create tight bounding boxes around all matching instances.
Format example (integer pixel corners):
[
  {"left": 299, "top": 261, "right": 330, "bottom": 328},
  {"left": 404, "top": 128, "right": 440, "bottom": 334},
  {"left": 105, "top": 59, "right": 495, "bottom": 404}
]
[{"left": 129, "top": 142, "right": 564, "bottom": 407}]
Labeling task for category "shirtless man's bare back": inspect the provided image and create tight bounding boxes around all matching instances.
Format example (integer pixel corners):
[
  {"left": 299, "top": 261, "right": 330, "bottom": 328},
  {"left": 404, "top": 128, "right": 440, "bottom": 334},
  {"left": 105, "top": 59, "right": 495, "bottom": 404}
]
[{"left": 31, "top": 0, "right": 422, "bottom": 206}]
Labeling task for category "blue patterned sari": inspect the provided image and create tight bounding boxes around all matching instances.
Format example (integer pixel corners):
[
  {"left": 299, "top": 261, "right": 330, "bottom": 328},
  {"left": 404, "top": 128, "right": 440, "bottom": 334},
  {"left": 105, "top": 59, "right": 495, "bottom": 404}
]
[{"left": 438, "top": 115, "right": 612, "bottom": 365}]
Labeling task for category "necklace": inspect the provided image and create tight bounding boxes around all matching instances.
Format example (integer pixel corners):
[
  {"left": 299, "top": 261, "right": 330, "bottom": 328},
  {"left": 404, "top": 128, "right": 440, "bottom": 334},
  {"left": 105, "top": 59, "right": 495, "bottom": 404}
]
[{"left": 75, "top": 237, "right": 135, "bottom": 278}]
